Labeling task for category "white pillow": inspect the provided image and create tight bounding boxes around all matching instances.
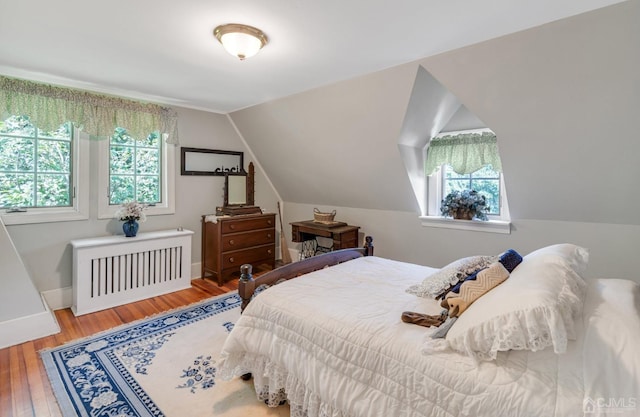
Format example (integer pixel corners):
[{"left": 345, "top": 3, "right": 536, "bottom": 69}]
[
  {"left": 441, "top": 244, "right": 588, "bottom": 361},
  {"left": 526, "top": 243, "right": 589, "bottom": 275},
  {"left": 406, "top": 255, "right": 497, "bottom": 299}
]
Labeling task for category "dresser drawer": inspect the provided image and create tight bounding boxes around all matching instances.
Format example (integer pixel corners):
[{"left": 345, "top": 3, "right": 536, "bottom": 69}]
[
  {"left": 221, "top": 244, "right": 275, "bottom": 270},
  {"left": 221, "top": 215, "right": 275, "bottom": 234},
  {"left": 221, "top": 229, "right": 275, "bottom": 251},
  {"left": 202, "top": 212, "right": 277, "bottom": 286}
]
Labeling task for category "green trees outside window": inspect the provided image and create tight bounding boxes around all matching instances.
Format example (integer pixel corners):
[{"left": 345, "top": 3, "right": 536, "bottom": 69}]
[
  {"left": 0, "top": 115, "right": 162, "bottom": 210},
  {"left": 0, "top": 115, "right": 72, "bottom": 209},
  {"left": 109, "top": 127, "right": 161, "bottom": 205}
]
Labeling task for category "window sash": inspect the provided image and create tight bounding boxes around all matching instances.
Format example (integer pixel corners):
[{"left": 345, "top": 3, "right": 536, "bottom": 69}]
[
  {"left": 427, "top": 163, "right": 510, "bottom": 222},
  {"left": 442, "top": 165, "right": 501, "bottom": 216},
  {"left": 0, "top": 119, "right": 73, "bottom": 209},
  {"left": 0, "top": 127, "right": 89, "bottom": 225},
  {"left": 98, "top": 133, "right": 175, "bottom": 220},
  {"left": 108, "top": 131, "right": 162, "bottom": 205}
]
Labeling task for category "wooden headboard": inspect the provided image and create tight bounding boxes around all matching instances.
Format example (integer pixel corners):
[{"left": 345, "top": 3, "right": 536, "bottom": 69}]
[{"left": 237, "top": 236, "right": 373, "bottom": 312}]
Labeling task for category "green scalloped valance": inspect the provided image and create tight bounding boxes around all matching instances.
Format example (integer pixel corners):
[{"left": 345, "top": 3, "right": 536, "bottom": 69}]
[
  {"left": 425, "top": 131, "right": 501, "bottom": 175},
  {"left": 0, "top": 76, "right": 178, "bottom": 144}
]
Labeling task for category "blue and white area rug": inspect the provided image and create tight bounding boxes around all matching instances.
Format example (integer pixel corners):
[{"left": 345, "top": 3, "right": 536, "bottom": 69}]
[{"left": 41, "top": 292, "right": 289, "bottom": 417}]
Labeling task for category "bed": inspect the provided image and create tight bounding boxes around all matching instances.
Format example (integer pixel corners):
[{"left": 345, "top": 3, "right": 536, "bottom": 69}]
[{"left": 219, "top": 240, "right": 640, "bottom": 417}]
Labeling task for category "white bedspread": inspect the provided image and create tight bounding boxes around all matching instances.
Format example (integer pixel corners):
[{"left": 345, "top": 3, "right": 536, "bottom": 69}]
[{"left": 219, "top": 256, "right": 640, "bottom": 417}]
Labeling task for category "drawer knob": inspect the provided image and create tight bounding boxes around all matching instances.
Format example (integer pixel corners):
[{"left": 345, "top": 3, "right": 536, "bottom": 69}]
[
  {"left": 267, "top": 249, "right": 272, "bottom": 254},
  {"left": 267, "top": 233, "right": 272, "bottom": 238},
  {"left": 229, "top": 224, "right": 236, "bottom": 230},
  {"left": 229, "top": 239, "right": 235, "bottom": 245},
  {"left": 267, "top": 220, "right": 272, "bottom": 225},
  {"left": 228, "top": 257, "right": 235, "bottom": 263}
]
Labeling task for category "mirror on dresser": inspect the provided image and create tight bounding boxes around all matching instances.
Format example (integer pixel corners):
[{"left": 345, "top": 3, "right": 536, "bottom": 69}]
[
  {"left": 224, "top": 174, "right": 247, "bottom": 206},
  {"left": 221, "top": 162, "right": 261, "bottom": 215}
]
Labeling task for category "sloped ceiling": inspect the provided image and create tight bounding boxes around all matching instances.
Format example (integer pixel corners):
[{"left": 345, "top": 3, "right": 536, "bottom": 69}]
[
  {"left": 231, "top": 0, "right": 640, "bottom": 224},
  {"left": 230, "top": 63, "right": 420, "bottom": 211}
]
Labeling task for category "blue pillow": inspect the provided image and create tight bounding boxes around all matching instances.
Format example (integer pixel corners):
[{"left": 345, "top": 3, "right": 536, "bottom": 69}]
[{"left": 498, "top": 249, "right": 523, "bottom": 273}]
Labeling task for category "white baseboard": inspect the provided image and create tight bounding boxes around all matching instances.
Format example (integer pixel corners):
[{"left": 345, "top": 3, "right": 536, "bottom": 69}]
[
  {"left": 191, "top": 261, "right": 201, "bottom": 279},
  {"left": 41, "top": 286, "right": 73, "bottom": 311},
  {"left": 0, "top": 294, "right": 60, "bottom": 349}
]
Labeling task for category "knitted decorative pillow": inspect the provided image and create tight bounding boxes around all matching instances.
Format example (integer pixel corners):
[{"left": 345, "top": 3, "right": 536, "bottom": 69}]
[
  {"left": 443, "top": 262, "right": 510, "bottom": 316},
  {"left": 406, "top": 255, "right": 497, "bottom": 299}
]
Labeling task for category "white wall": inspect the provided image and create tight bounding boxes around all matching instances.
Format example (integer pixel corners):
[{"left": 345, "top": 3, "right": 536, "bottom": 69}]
[
  {"left": 4, "top": 107, "right": 280, "bottom": 295},
  {"left": 283, "top": 202, "right": 640, "bottom": 283}
]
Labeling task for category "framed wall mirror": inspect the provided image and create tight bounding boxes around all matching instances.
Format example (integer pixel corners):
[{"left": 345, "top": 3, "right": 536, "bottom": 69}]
[{"left": 181, "top": 147, "right": 244, "bottom": 176}]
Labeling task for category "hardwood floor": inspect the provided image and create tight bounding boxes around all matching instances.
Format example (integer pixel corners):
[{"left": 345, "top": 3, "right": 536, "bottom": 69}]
[{"left": 0, "top": 277, "right": 240, "bottom": 417}]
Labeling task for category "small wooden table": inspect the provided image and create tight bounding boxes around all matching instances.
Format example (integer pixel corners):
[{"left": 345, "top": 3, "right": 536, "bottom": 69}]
[{"left": 291, "top": 220, "right": 360, "bottom": 259}]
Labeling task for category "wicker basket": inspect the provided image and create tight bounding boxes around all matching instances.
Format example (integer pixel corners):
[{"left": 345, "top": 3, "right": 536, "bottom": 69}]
[{"left": 313, "top": 208, "right": 336, "bottom": 223}]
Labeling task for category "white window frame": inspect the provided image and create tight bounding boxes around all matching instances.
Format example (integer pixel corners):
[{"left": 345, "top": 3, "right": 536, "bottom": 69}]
[
  {"left": 1, "top": 128, "right": 90, "bottom": 225},
  {"left": 98, "top": 133, "right": 175, "bottom": 220},
  {"left": 420, "top": 164, "right": 511, "bottom": 234}
]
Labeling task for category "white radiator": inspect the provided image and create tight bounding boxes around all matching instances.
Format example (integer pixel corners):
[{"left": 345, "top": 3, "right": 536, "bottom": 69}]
[{"left": 71, "top": 229, "right": 193, "bottom": 316}]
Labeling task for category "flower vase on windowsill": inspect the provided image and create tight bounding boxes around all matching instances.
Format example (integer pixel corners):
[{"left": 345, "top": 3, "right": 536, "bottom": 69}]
[
  {"left": 440, "top": 190, "right": 489, "bottom": 221},
  {"left": 453, "top": 210, "right": 475, "bottom": 220},
  {"left": 122, "top": 219, "right": 139, "bottom": 237},
  {"left": 115, "top": 201, "right": 147, "bottom": 237}
]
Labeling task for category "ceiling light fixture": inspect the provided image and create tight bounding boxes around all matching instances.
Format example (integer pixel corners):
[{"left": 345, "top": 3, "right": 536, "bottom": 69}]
[{"left": 213, "top": 23, "right": 268, "bottom": 61}]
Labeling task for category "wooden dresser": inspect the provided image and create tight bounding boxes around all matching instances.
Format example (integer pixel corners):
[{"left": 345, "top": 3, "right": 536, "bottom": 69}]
[{"left": 201, "top": 213, "right": 276, "bottom": 285}]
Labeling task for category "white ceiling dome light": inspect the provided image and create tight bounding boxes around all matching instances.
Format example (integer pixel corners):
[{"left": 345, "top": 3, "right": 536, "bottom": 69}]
[{"left": 213, "top": 23, "right": 268, "bottom": 60}]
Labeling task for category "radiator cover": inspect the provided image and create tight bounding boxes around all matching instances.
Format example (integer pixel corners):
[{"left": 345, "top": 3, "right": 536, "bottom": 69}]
[{"left": 71, "top": 229, "right": 193, "bottom": 316}]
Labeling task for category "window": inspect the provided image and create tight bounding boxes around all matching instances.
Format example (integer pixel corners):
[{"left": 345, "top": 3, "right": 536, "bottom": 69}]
[
  {"left": 430, "top": 163, "right": 509, "bottom": 219},
  {"left": 0, "top": 76, "right": 178, "bottom": 223},
  {"left": 0, "top": 115, "right": 72, "bottom": 208},
  {"left": 443, "top": 164, "right": 501, "bottom": 216},
  {"left": 0, "top": 115, "right": 89, "bottom": 224},
  {"left": 98, "top": 129, "right": 175, "bottom": 219},
  {"left": 109, "top": 128, "right": 162, "bottom": 205},
  {"left": 422, "top": 129, "right": 510, "bottom": 233}
]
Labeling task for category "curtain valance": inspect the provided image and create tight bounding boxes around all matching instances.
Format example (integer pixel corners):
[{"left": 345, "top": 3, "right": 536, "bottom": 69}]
[
  {"left": 425, "top": 131, "right": 501, "bottom": 175},
  {"left": 0, "top": 76, "right": 178, "bottom": 144}
]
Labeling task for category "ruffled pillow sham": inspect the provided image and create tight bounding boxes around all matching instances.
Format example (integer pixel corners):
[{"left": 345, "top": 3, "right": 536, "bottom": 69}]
[
  {"left": 434, "top": 244, "right": 589, "bottom": 361},
  {"left": 406, "top": 255, "right": 497, "bottom": 299}
]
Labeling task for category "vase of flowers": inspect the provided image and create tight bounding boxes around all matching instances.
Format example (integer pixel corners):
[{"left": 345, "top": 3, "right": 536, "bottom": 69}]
[
  {"left": 115, "top": 201, "right": 147, "bottom": 237},
  {"left": 440, "top": 190, "right": 489, "bottom": 221}
]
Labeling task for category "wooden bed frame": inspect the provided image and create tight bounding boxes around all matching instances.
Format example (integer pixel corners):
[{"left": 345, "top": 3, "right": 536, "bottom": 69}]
[{"left": 237, "top": 236, "right": 374, "bottom": 312}]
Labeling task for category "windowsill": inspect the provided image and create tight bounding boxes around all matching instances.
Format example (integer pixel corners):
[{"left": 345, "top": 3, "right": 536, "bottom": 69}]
[
  {"left": 97, "top": 205, "right": 175, "bottom": 220},
  {"left": 1, "top": 209, "right": 89, "bottom": 225},
  {"left": 419, "top": 216, "right": 511, "bottom": 234}
]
